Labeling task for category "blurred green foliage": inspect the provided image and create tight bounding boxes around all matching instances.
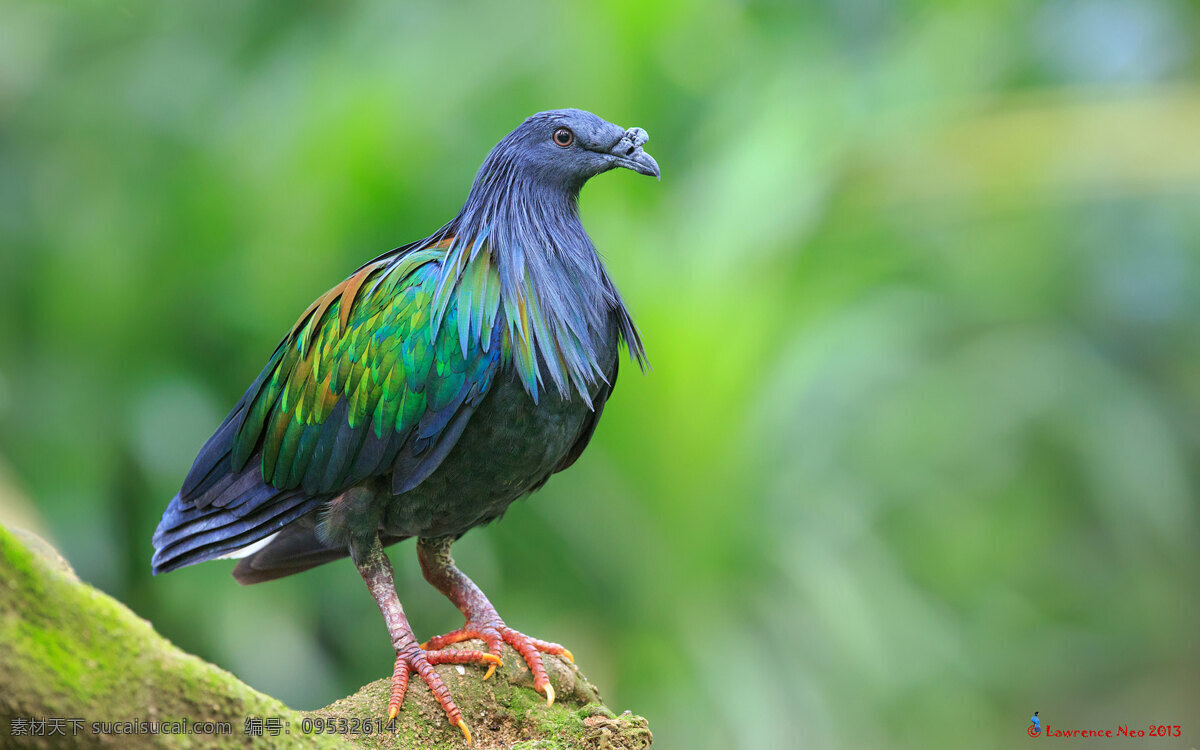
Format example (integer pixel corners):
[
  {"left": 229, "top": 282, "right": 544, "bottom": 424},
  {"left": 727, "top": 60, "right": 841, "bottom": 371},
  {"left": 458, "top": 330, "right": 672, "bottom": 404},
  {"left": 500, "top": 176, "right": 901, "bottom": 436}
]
[{"left": 2, "top": 1, "right": 1199, "bottom": 748}]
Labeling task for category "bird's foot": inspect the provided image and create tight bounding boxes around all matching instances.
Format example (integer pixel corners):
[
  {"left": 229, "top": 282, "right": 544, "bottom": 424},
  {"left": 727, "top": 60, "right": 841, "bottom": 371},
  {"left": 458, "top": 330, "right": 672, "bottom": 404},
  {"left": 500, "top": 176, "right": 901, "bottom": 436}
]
[
  {"left": 421, "top": 621, "right": 574, "bottom": 705},
  {"left": 387, "top": 644, "right": 502, "bottom": 744}
]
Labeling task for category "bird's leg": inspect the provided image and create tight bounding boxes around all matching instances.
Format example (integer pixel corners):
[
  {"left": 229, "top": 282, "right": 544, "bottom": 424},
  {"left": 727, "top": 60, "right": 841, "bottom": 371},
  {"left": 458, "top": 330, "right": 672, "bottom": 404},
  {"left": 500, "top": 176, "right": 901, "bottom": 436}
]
[
  {"left": 417, "top": 537, "right": 574, "bottom": 706},
  {"left": 353, "top": 535, "right": 501, "bottom": 744}
]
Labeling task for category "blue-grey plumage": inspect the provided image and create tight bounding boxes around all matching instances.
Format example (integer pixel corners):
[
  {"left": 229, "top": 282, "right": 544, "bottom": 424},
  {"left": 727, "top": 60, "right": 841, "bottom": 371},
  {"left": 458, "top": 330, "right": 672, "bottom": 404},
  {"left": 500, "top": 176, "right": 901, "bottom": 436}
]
[{"left": 151, "top": 109, "right": 659, "bottom": 737}]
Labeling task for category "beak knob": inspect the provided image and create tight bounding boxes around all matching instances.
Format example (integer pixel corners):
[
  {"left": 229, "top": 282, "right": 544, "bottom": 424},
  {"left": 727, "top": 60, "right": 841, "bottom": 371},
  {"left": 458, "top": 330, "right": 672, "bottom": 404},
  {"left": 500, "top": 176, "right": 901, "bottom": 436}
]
[{"left": 612, "top": 127, "right": 660, "bottom": 180}]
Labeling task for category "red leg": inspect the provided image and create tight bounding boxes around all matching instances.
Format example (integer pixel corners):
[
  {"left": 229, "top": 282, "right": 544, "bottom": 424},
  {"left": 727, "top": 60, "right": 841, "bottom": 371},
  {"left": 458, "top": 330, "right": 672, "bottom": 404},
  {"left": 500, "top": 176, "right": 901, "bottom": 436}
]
[
  {"left": 355, "top": 536, "right": 500, "bottom": 744},
  {"left": 417, "top": 537, "right": 574, "bottom": 705}
]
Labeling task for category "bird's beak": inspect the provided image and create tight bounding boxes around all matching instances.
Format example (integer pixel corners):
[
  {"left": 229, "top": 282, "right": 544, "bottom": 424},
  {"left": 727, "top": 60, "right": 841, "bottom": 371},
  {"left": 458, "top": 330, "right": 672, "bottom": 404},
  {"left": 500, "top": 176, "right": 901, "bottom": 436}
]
[{"left": 608, "top": 127, "right": 660, "bottom": 180}]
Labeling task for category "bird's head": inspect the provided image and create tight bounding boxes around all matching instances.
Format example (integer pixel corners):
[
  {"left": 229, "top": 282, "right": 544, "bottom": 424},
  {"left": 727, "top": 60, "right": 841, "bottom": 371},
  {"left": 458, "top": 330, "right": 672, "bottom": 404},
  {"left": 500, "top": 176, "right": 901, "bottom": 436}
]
[{"left": 471, "top": 109, "right": 660, "bottom": 199}]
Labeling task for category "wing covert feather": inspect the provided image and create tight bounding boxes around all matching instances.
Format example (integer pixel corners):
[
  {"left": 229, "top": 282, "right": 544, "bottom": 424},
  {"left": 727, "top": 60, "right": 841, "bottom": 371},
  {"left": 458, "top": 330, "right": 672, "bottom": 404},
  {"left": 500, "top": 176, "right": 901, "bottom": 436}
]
[{"left": 231, "top": 244, "right": 500, "bottom": 496}]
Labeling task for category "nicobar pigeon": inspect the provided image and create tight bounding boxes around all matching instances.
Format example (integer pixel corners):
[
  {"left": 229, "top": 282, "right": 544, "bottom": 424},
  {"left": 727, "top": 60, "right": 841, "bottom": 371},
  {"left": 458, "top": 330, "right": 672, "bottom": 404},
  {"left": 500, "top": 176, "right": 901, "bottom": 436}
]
[{"left": 152, "top": 109, "right": 658, "bottom": 743}]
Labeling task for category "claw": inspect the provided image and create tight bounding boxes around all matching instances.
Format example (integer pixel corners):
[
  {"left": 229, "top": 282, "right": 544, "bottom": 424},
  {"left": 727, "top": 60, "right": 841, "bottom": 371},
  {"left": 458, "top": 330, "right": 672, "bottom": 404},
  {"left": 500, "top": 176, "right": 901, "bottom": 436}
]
[
  {"left": 456, "top": 719, "right": 472, "bottom": 745},
  {"left": 561, "top": 647, "right": 575, "bottom": 664},
  {"left": 481, "top": 652, "right": 502, "bottom": 682},
  {"left": 387, "top": 705, "right": 399, "bottom": 722},
  {"left": 542, "top": 682, "right": 555, "bottom": 706},
  {"left": 418, "top": 640, "right": 431, "bottom": 650}
]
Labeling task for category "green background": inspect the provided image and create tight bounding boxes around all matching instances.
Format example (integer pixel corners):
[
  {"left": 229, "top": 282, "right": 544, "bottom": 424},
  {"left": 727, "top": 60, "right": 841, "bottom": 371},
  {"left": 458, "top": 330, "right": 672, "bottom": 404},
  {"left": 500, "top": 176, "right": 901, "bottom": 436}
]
[{"left": 2, "top": 1, "right": 1198, "bottom": 748}]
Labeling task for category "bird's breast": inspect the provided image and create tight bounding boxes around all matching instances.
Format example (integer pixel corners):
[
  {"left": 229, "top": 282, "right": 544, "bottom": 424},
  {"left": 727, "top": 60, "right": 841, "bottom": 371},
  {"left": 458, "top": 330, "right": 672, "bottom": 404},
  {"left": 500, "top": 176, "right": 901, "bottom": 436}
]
[{"left": 381, "top": 314, "right": 620, "bottom": 539}]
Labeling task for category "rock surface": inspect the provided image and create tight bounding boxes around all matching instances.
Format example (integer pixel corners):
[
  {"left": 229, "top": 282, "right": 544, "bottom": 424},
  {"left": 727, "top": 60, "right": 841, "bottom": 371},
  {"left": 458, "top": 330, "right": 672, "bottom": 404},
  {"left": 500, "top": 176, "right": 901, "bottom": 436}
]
[{"left": 0, "top": 525, "right": 652, "bottom": 749}]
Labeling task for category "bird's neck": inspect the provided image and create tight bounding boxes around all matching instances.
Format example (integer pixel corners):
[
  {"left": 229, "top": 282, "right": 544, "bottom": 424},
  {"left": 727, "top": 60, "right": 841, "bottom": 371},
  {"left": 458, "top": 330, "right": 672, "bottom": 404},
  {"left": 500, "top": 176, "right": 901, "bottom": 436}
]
[
  {"left": 457, "top": 164, "right": 588, "bottom": 243},
  {"left": 429, "top": 173, "right": 641, "bottom": 404}
]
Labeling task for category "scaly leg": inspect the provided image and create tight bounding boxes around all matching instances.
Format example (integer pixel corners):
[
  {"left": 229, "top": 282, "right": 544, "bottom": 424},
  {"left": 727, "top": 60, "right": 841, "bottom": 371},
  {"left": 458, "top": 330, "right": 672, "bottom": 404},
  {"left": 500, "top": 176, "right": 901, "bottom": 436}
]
[
  {"left": 354, "top": 536, "right": 501, "bottom": 744},
  {"left": 417, "top": 537, "right": 574, "bottom": 706}
]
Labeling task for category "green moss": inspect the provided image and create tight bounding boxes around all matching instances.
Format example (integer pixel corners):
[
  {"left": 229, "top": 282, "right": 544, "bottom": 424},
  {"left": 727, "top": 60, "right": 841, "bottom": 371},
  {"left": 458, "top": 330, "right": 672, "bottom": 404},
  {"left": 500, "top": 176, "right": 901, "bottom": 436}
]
[
  {"left": 576, "top": 705, "right": 615, "bottom": 720},
  {"left": 0, "top": 526, "right": 341, "bottom": 749}
]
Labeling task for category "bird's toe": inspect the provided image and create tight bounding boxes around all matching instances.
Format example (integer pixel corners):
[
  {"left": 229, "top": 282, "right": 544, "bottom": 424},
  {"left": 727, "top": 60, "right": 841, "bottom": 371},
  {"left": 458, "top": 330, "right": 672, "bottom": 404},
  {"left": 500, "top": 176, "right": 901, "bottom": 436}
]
[{"left": 386, "top": 645, "right": 500, "bottom": 745}]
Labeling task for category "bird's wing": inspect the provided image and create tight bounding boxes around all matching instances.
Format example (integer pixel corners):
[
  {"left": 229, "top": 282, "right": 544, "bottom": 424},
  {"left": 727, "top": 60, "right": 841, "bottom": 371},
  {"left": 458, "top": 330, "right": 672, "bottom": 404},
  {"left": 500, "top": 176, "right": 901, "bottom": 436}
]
[
  {"left": 153, "top": 240, "right": 505, "bottom": 575},
  {"left": 184, "top": 242, "right": 501, "bottom": 505}
]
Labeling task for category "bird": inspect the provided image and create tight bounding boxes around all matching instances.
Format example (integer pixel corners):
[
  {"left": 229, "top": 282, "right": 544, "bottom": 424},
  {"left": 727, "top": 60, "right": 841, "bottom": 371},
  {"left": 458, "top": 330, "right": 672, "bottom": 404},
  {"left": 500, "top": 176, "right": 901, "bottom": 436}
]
[{"left": 151, "top": 109, "right": 658, "bottom": 743}]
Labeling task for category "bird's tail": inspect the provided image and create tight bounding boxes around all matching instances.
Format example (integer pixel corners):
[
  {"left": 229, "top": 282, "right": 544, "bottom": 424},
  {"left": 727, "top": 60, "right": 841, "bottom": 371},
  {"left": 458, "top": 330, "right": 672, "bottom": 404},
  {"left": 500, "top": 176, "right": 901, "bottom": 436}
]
[
  {"left": 229, "top": 520, "right": 351, "bottom": 584},
  {"left": 230, "top": 523, "right": 410, "bottom": 585},
  {"left": 151, "top": 485, "right": 327, "bottom": 576}
]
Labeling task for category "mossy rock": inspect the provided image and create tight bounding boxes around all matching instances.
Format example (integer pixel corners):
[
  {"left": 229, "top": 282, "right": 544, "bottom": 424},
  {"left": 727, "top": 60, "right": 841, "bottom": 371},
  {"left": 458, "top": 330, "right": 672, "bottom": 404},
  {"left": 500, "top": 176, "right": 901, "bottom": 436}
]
[
  {"left": 312, "top": 647, "right": 651, "bottom": 749},
  {"left": 0, "top": 525, "right": 652, "bottom": 749}
]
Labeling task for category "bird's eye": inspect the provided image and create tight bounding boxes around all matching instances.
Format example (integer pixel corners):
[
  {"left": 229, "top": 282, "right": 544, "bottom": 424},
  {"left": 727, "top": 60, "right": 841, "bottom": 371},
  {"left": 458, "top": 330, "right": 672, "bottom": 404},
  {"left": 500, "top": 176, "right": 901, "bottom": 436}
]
[{"left": 552, "top": 127, "right": 574, "bottom": 148}]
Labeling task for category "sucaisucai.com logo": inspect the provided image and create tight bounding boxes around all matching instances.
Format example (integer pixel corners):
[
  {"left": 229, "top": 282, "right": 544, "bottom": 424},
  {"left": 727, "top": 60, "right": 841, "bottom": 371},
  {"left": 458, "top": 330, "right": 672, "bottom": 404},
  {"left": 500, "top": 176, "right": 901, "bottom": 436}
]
[{"left": 1027, "top": 712, "right": 1182, "bottom": 739}]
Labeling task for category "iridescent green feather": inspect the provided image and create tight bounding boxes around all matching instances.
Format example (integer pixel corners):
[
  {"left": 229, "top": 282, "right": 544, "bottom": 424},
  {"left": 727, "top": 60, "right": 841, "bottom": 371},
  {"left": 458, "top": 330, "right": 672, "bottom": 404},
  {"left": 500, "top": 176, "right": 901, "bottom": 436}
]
[{"left": 231, "top": 245, "right": 501, "bottom": 493}]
